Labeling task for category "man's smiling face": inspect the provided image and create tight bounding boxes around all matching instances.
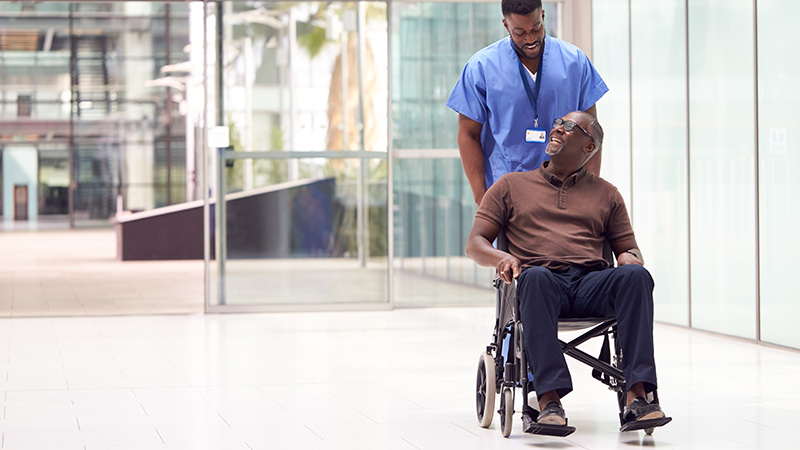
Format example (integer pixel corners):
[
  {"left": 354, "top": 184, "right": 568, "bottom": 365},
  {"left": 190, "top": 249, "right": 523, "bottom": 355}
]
[{"left": 545, "top": 112, "right": 595, "bottom": 162}]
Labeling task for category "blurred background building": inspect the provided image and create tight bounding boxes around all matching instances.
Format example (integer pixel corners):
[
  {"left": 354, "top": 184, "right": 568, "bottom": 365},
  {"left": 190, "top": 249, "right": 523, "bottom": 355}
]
[{"left": 1, "top": 0, "right": 798, "bottom": 351}]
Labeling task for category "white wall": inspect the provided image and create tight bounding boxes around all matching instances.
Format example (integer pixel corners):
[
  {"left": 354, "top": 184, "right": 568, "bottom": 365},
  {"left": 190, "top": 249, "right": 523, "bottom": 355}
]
[{"left": 2, "top": 146, "right": 39, "bottom": 221}]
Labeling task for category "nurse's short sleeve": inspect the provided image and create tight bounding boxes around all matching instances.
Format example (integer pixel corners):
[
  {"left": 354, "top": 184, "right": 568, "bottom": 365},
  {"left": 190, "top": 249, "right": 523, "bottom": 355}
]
[
  {"left": 446, "top": 60, "right": 488, "bottom": 124},
  {"left": 577, "top": 53, "right": 609, "bottom": 112}
]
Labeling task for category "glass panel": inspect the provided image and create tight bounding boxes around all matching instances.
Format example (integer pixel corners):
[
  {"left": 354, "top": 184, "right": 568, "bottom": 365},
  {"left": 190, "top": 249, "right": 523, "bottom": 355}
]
[
  {"left": 1, "top": 4, "right": 70, "bottom": 223},
  {"left": 389, "top": 2, "right": 559, "bottom": 307},
  {"left": 688, "top": 0, "right": 755, "bottom": 338},
  {"left": 391, "top": 3, "right": 506, "bottom": 151},
  {"left": 626, "top": 0, "right": 690, "bottom": 326},
  {"left": 757, "top": 0, "right": 800, "bottom": 348},
  {"left": 214, "top": 1, "right": 389, "bottom": 307},
  {"left": 220, "top": 157, "right": 388, "bottom": 305},
  {"left": 591, "top": 0, "right": 631, "bottom": 203},
  {"left": 220, "top": 1, "right": 388, "bottom": 156},
  {"left": 70, "top": 2, "right": 192, "bottom": 227},
  {"left": 39, "top": 144, "right": 70, "bottom": 217},
  {"left": 393, "top": 157, "right": 493, "bottom": 306},
  {"left": 391, "top": 2, "right": 560, "bottom": 151},
  {"left": 0, "top": 2, "right": 192, "bottom": 227},
  {"left": 1, "top": 3, "right": 203, "bottom": 317}
]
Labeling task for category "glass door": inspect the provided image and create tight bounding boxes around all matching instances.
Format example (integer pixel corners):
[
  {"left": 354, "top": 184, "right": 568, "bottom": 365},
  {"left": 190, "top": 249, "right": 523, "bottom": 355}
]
[{"left": 207, "top": 1, "right": 389, "bottom": 310}]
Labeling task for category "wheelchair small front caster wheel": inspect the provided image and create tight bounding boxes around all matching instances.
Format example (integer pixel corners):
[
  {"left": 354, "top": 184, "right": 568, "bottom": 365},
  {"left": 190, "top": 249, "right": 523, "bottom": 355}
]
[{"left": 499, "top": 387, "right": 514, "bottom": 437}]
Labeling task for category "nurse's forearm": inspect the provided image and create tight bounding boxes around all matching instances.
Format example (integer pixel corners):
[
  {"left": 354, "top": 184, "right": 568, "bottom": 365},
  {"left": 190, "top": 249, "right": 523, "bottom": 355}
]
[
  {"left": 457, "top": 115, "right": 488, "bottom": 204},
  {"left": 459, "top": 143, "right": 487, "bottom": 205},
  {"left": 585, "top": 104, "right": 597, "bottom": 119}
]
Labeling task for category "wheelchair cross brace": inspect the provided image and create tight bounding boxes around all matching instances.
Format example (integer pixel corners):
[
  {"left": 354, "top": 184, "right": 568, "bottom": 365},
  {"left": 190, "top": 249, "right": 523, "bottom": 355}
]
[{"left": 558, "top": 318, "right": 625, "bottom": 388}]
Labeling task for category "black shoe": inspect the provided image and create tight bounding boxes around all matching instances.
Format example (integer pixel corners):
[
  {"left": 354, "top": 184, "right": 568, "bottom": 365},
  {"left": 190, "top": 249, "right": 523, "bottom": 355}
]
[
  {"left": 620, "top": 397, "right": 672, "bottom": 432},
  {"left": 538, "top": 401, "right": 567, "bottom": 426},
  {"left": 522, "top": 403, "right": 575, "bottom": 436}
]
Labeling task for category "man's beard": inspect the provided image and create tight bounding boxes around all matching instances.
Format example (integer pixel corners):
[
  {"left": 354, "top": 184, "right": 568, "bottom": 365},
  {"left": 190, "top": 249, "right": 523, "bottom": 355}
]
[{"left": 512, "top": 34, "right": 544, "bottom": 61}]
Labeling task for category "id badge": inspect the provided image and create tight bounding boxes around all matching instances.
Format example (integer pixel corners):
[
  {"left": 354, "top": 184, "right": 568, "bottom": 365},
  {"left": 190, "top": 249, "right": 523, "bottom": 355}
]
[{"left": 526, "top": 128, "right": 547, "bottom": 143}]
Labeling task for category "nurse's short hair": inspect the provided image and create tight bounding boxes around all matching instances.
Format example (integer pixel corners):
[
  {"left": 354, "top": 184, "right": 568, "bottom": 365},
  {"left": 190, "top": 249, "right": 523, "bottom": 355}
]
[{"left": 502, "top": 0, "right": 543, "bottom": 17}]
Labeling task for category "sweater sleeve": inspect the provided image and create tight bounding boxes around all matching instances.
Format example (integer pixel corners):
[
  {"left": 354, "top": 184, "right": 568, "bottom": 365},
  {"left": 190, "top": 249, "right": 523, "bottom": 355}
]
[
  {"left": 475, "top": 176, "right": 512, "bottom": 229},
  {"left": 605, "top": 189, "right": 638, "bottom": 255}
]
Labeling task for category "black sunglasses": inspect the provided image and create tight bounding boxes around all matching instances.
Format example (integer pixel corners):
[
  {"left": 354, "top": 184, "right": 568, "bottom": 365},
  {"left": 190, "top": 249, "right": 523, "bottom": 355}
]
[{"left": 552, "top": 118, "right": 594, "bottom": 142}]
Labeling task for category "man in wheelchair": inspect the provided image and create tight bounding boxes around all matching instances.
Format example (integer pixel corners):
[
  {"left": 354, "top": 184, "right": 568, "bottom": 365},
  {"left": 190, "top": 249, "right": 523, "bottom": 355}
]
[{"left": 465, "top": 111, "right": 671, "bottom": 435}]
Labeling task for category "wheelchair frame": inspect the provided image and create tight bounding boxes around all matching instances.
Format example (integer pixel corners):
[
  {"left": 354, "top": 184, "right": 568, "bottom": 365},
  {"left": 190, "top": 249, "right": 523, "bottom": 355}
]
[{"left": 475, "top": 236, "right": 656, "bottom": 437}]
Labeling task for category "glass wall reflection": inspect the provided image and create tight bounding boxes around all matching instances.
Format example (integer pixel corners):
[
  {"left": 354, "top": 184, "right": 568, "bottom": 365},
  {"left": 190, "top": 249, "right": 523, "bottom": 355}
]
[
  {"left": 688, "top": 0, "right": 756, "bottom": 339},
  {"left": 6, "top": 0, "right": 799, "bottom": 344},
  {"left": 630, "top": 0, "right": 689, "bottom": 327},
  {"left": 390, "top": 2, "right": 560, "bottom": 306},
  {"left": 0, "top": 2, "right": 191, "bottom": 227},
  {"left": 219, "top": 156, "right": 387, "bottom": 306},
  {"left": 591, "top": 0, "right": 631, "bottom": 203},
  {"left": 393, "top": 157, "right": 493, "bottom": 306},
  {"left": 390, "top": 2, "right": 505, "bottom": 306},
  {"left": 213, "top": 1, "right": 388, "bottom": 307},
  {"left": 594, "top": 0, "right": 690, "bottom": 327},
  {"left": 757, "top": 0, "right": 800, "bottom": 349},
  {"left": 0, "top": 2, "right": 202, "bottom": 318},
  {"left": 391, "top": 2, "right": 511, "bottom": 151},
  {"left": 594, "top": 0, "right": 797, "bottom": 345}
]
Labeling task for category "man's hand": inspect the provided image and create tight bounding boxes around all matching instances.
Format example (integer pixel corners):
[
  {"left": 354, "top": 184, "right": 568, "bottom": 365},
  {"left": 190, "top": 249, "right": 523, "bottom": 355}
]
[
  {"left": 497, "top": 254, "right": 522, "bottom": 284},
  {"left": 465, "top": 218, "right": 520, "bottom": 281},
  {"left": 617, "top": 249, "right": 643, "bottom": 266}
]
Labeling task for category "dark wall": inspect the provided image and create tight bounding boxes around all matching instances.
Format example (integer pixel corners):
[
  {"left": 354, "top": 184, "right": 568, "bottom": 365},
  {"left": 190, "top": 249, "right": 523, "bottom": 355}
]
[{"left": 117, "top": 178, "right": 336, "bottom": 261}]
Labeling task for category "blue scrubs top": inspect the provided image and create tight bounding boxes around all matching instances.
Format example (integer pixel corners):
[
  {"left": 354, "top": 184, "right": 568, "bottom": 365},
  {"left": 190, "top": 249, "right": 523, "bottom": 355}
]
[{"left": 447, "top": 35, "right": 608, "bottom": 188}]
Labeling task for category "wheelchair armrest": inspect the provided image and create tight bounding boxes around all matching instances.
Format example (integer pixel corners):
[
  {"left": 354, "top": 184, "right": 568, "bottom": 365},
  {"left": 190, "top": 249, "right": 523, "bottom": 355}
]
[{"left": 492, "top": 277, "right": 505, "bottom": 289}]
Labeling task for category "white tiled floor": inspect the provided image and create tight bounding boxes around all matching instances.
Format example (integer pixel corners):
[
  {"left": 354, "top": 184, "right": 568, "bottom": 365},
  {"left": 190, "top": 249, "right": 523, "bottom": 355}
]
[
  {"left": 0, "top": 308, "right": 799, "bottom": 449},
  {"left": 0, "top": 229, "right": 203, "bottom": 317}
]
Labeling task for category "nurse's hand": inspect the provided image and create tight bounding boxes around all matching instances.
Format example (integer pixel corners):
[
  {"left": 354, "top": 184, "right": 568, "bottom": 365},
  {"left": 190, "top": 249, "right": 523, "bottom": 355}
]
[{"left": 496, "top": 255, "right": 521, "bottom": 284}]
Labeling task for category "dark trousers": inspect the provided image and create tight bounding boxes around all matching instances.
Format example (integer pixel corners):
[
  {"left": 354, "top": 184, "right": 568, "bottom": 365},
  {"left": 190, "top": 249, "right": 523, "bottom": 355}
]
[{"left": 517, "top": 265, "right": 657, "bottom": 399}]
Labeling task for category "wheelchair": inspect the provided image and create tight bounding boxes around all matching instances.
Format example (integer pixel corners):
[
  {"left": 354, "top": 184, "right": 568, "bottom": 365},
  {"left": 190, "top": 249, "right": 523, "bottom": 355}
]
[{"left": 475, "top": 235, "right": 667, "bottom": 437}]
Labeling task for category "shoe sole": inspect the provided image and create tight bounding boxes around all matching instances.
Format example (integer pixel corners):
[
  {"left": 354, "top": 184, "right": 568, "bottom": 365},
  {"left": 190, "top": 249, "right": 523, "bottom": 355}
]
[
  {"left": 522, "top": 411, "right": 575, "bottom": 437},
  {"left": 524, "top": 422, "right": 576, "bottom": 437},
  {"left": 620, "top": 416, "right": 672, "bottom": 432},
  {"left": 638, "top": 411, "right": 665, "bottom": 420}
]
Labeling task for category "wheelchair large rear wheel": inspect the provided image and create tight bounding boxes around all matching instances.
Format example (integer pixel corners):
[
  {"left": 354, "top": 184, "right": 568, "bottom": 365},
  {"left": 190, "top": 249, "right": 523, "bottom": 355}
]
[
  {"left": 500, "top": 387, "right": 514, "bottom": 437},
  {"left": 476, "top": 352, "right": 496, "bottom": 428}
]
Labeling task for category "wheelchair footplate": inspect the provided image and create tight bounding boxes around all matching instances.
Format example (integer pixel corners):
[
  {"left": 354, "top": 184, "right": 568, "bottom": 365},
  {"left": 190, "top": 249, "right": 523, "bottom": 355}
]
[
  {"left": 619, "top": 416, "right": 672, "bottom": 433},
  {"left": 522, "top": 406, "right": 576, "bottom": 437}
]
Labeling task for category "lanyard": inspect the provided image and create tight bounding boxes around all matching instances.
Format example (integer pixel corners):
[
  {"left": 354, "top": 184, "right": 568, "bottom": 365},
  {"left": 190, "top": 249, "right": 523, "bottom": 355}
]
[{"left": 516, "top": 38, "right": 545, "bottom": 128}]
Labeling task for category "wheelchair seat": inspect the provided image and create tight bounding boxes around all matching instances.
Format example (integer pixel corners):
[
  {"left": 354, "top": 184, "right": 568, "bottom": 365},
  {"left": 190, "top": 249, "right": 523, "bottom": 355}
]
[{"left": 557, "top": 317, "right": 613, "bottom": 331}]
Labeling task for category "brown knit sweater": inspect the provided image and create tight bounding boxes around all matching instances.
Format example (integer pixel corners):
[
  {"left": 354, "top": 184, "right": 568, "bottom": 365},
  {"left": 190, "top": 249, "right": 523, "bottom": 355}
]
[{"left": 476, "top": 162, "right": 638, "bottom": 271}]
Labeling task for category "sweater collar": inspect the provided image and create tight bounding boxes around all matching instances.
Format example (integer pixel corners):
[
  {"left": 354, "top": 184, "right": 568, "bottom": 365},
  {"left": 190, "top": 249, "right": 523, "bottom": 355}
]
[{"left": 540, "top": 161, "right": 588, "bottom": 187}]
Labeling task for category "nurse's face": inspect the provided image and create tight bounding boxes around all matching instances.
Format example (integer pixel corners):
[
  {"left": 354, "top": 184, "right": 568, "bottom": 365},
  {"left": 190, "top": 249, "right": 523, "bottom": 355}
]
[{"left": 503, "top": 9, "right": 546, "bottom": 62}]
